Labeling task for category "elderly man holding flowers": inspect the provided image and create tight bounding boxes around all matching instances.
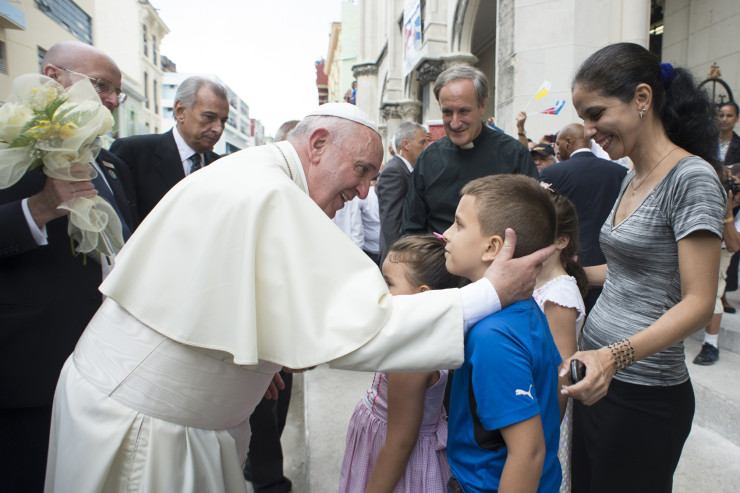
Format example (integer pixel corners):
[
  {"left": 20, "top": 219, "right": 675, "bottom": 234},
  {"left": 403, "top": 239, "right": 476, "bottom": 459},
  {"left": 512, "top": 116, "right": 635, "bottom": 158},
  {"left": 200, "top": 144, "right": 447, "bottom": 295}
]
[{"left": 0, "top": 40, "right": 136, "bottom": 492}]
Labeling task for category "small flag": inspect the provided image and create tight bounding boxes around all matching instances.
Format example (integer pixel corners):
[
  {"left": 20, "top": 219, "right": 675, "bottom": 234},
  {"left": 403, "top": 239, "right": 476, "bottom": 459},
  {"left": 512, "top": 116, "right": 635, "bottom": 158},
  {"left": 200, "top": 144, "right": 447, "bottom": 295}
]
[
  {"left": 523, "top": 81, "right": 552, "bottom": 111},
  {"left": 532, "top": 81, "right": 552, "bottom": 101},
  {"left": 538, "top": 100, "right": 566, "bottom": 115}
]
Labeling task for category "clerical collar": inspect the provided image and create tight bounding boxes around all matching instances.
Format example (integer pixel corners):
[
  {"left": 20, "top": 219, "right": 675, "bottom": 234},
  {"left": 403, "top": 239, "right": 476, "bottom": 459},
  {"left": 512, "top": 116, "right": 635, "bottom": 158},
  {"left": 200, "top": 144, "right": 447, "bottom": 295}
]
[{"left": 456, "top": 123, "right": 487, "bottom": 150}]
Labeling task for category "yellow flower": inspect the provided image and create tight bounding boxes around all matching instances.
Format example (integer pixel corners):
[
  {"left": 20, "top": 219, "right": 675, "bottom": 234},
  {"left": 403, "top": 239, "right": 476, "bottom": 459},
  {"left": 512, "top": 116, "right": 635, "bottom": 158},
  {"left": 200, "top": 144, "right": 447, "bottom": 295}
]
[
  {"left": 58, "top": 122, "right": 78, "bottom": 140},
  {"left": 29, "top": 86, "right": 61, "bottom": 111}
]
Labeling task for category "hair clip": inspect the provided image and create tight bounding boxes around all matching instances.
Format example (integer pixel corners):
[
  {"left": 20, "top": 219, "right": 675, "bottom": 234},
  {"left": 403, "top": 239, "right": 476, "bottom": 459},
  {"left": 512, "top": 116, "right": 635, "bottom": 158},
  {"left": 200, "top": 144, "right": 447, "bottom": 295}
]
[
  {"left": 433, "top": 232, "right": 446, "bottom": 242},
  {"left": 660, "top": 63, "right": 675, "bottom": 88},
  {"left": 540, "top": 182, "right": 556, "bottom": 193}
]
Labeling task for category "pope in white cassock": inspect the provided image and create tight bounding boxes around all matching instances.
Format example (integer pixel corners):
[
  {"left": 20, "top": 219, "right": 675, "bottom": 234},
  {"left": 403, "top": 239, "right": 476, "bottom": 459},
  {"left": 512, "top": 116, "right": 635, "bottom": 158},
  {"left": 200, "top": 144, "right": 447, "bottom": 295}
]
[{"left": 45, "top": 103, "right": 552, "bottom": 492}]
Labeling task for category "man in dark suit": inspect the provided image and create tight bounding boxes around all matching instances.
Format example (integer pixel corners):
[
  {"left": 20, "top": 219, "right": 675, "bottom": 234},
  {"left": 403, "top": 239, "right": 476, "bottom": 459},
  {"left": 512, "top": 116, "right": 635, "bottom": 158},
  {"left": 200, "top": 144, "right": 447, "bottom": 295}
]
[
  {"left": 376, "top": 121, "right": 428, "bottom": 263},
  {"left": 111, "top": 76, "right": 229, "bottom": 222},
  {"left": 541, "top": 123, "right": 627, "bottom": 312},
  {"left": 0, "top": 40, "right": 137, "bottom": 492}
]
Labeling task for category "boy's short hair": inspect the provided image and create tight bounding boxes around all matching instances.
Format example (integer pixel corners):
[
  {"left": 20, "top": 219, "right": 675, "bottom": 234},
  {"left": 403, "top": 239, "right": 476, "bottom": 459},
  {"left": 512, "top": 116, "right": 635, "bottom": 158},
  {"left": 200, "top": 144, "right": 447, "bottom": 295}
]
[{"left": 461, "top": 175, "right": 556, "bottom": 258}]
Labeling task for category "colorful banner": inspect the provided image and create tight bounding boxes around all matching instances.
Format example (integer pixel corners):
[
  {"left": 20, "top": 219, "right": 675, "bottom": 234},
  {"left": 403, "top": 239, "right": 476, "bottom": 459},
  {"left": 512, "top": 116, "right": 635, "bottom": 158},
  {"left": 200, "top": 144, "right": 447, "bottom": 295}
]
[{"left": 403, "top": 0, "right": 422, "bottom": 76}]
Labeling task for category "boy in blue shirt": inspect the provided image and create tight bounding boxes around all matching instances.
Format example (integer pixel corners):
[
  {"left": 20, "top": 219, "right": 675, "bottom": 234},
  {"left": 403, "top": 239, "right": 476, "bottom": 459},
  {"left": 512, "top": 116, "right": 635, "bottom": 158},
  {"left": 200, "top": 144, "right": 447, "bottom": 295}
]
[{"left": 442, "top": 175, "right": 562, "bottom": 493}]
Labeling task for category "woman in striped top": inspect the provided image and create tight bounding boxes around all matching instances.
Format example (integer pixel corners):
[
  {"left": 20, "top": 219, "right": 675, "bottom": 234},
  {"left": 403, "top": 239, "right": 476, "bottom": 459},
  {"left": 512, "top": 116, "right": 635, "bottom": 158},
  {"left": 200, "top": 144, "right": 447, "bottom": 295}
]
[{"left": 561, "top": 42, "right": 726, "bottom": 493}]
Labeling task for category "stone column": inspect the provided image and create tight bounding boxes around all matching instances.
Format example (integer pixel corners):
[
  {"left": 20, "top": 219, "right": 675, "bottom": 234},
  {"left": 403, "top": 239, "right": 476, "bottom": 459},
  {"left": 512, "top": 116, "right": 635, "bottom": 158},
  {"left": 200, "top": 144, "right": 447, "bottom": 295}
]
[
  {"left": 382, "top": 100, "right": 423, "bottom": 153},
  {"left": 622, "top": 0, "right": 650, "bottom": 46},
  {"left": 352, "top": 62, "right": 379, "bottom": 124},
  {"left": 380, "top": 102, "right": 401, "bottom": 156},
  {"left": 415, "top": 59, "right": 446, "bottom": 122},
  {"left": 611, "top": 0, "right": 650, "bottom": 47}
]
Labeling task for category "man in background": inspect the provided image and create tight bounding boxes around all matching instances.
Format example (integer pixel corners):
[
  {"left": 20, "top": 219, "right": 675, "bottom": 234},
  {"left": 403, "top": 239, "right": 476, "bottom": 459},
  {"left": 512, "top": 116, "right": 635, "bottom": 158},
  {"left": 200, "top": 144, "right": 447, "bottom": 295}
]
[
  {"left": 531, "top": 143, "right": 557, "bottom": 172},
  {"left": 376, "top": 121, "right": 428, "bottom": 262},
  {"left": 111, "top": 76, "right": 229, "bottom": 222},
  {"left": 402, "top": 66, "right": 538, "bottom": 235}
]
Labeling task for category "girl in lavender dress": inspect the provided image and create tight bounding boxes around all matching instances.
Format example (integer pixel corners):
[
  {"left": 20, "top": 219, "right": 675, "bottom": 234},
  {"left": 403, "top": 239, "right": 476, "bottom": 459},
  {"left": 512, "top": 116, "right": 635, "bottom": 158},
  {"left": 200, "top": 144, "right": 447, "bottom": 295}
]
[
  {"left": 339, "top": 235, "right": 465, "bottom": 493},
  {"left": 533, "top": 190, "right": 587, "bottom": 493}
]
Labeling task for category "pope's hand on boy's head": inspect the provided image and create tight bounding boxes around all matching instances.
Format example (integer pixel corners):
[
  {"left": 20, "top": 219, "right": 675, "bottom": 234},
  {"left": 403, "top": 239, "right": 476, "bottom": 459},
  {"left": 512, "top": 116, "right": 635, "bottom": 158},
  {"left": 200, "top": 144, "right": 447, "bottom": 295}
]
[{"left": 483, "top": 228, "right": 556, "bottom": 308}]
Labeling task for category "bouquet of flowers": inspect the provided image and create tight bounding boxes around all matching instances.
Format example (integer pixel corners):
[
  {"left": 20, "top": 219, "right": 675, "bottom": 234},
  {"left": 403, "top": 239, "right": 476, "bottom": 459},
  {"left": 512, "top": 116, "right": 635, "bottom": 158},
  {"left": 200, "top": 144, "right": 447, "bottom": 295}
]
[{"left": 0, "top": 74, "right": 123, "bottom": 258}]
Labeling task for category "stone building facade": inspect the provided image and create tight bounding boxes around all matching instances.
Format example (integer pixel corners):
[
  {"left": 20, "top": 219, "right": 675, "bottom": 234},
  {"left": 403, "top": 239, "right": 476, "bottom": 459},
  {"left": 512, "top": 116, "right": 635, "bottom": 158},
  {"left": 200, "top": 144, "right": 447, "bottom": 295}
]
[{"left": 353, "top": 0, "right": 740, "bottom": 154}]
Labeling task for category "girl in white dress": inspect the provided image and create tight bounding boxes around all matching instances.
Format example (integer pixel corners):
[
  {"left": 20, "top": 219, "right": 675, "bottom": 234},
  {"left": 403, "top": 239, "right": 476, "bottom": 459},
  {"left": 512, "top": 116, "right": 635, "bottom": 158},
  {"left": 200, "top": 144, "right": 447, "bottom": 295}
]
[{"left": 532, "top": 188, "right": 588, "bottom": 493}]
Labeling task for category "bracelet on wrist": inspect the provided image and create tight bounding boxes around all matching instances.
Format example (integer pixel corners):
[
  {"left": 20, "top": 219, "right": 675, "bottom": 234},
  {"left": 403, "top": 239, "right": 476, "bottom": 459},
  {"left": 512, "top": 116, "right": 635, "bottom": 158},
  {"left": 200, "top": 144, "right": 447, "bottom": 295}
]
[
  {"left": 607, "top": 338, "right": 635, "bottom": 373},
  {"left": 518, "top": 132, "right": 526, "bottom": 137},
  {"left": 724, "top": 216, "right": 734, "bottom": 224}
]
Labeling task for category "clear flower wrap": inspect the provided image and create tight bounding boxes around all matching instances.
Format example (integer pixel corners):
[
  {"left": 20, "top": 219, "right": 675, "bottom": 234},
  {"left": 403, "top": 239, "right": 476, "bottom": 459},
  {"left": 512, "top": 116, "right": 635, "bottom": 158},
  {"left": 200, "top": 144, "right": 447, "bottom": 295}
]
[{"left": 0, "top": 74, "right": 122, "bottom": 258}]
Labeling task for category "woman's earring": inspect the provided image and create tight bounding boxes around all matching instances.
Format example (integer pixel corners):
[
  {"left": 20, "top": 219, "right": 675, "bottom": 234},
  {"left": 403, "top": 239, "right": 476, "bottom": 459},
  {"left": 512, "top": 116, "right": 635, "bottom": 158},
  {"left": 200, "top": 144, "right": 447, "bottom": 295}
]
[{"left": 639, "top": 107, "right": 647, "bottom": 119}]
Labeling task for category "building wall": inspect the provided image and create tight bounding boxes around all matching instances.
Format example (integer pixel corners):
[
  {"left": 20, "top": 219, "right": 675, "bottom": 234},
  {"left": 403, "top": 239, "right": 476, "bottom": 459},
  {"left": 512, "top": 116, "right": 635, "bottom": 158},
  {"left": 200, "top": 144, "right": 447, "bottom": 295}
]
[
  {"left": 326, "top": 1, "right": 359, "bottom": 104},
  {"left": 353, "top": 0, "right": 737, "bottom": 152},
  {"left": 0, "top": 0, "right": 97, "bottom": 100},
  {"left": 662, "top": 0, "right": 740, "bottom": 99},
  {"left": 338, "top": 0, "right": 358, "bottom": 101},
  {"left": 94, "top": 0, "right": 168, "bottom": 137}
]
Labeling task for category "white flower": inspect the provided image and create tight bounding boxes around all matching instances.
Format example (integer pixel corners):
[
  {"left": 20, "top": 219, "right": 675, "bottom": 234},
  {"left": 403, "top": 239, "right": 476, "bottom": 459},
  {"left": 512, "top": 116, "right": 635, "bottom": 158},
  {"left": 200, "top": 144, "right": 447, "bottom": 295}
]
[
  {"left": 28, "top": 85, "right": 61, "bottom": 111},
  {"left": 0, "top": 102, "right": 33, "bottom": 142}
]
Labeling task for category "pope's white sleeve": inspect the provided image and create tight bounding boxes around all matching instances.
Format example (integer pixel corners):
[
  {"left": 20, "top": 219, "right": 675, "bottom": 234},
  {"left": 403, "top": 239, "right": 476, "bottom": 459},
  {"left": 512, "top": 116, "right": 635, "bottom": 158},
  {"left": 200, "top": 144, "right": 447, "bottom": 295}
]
[
  {"left": 328, "top": 288, "right": 465, "bottom": 372},
  {"left": 459, "top": 279, "right": 501, "bottom": 330},
  {"left": 328, "top": 280, "right": 502, "bottom": 373}
]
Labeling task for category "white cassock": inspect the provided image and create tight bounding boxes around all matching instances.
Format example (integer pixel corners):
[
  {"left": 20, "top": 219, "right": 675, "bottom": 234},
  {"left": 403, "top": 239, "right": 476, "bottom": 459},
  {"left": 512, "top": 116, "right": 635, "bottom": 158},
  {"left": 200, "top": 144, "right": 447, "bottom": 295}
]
[{"left": 45, "top": 140, "right": 489, "bottom": 492}]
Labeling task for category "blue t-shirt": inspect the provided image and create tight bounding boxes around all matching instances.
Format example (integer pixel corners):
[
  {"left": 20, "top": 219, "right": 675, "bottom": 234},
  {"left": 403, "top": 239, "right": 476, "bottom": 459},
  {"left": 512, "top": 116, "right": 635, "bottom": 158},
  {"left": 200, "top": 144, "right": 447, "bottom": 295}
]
[{"left": 447, "top": 299, "right": 562, "bottom": 492}]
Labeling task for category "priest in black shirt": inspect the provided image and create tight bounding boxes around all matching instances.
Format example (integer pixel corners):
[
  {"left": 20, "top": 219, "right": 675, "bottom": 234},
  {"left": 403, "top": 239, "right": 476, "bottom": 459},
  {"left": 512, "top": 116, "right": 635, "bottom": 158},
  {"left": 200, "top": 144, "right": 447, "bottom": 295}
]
[{"left": 401, "top": 66, "right": 538, "bottom": 235}]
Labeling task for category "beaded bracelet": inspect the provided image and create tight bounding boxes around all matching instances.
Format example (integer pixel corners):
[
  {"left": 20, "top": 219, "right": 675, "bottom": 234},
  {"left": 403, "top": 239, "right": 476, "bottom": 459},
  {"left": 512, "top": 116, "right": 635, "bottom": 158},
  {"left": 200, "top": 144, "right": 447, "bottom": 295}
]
[{"left": 608, "top": 338, "right": 635, "bottom": 372}]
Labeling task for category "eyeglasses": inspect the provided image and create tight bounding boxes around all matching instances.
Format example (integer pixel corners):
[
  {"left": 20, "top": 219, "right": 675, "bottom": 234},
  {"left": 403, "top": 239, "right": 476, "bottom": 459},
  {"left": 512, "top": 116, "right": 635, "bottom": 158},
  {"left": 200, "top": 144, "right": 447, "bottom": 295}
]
[{"left": 52, "top": 65, "right": 127, "bottom": 104}]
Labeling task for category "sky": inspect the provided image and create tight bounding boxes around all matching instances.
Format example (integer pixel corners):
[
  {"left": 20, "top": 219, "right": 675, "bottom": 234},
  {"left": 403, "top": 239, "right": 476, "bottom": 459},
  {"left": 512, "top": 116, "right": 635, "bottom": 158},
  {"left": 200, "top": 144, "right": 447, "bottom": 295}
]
[{"left": 151, "top": 0, "right": 344, "bottom": 137}]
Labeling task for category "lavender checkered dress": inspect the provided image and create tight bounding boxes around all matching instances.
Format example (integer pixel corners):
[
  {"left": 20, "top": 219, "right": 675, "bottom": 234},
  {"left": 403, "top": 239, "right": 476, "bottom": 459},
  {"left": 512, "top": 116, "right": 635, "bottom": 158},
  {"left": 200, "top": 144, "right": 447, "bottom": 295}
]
[{"left": 339, "top": 371, "right": 451, "bottom": 492}]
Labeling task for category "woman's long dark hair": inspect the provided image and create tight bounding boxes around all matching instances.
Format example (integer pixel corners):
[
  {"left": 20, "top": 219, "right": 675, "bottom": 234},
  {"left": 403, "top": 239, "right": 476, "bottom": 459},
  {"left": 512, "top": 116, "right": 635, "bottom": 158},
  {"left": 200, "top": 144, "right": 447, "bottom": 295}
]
[{"left": 573, "top": 42, "right": 718, "bottom": 167}]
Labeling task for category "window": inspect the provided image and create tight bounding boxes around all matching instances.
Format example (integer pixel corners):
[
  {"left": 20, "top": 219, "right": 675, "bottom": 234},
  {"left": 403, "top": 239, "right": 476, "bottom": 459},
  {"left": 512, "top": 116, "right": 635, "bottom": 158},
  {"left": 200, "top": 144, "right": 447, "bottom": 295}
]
[
  {"left": 153, "top": 79, "right": 158, "bottom": 114},
  {"left": 0, "top": 42, "right": 6, "bottom": 74},
  {"left": 152, "top": 35, "right": 157, "bottom": 64},
  {"left": 142, "top": 24, "right": 148, "bottom": 56},
  {"left": 37, "top": 46, "right": 47, "bottom": 72},
  {"left": 35, "top": 0, "right": 92, "bottom": 44},
  {"left": 144, "top": 71, "right": 149, "bottom": 109}
]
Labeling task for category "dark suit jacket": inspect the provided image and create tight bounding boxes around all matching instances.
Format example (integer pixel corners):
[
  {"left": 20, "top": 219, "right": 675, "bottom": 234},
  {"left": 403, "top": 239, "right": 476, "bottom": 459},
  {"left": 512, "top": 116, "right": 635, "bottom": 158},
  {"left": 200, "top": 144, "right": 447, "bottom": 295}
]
[
  {"left": 723, "top": 132, "right": 740, "bottom": 167},
  {"left": 376, "top": 155, "right": 412, "bottom": 263},
  {"left": 540, "top": 150, "right": 626, "bottom": 267},
  {"left": 110, "top": 129, "right": 219, "bottom": 222},
  {"left": 0, "top": 149, "right": 136, "bottom": 408}
]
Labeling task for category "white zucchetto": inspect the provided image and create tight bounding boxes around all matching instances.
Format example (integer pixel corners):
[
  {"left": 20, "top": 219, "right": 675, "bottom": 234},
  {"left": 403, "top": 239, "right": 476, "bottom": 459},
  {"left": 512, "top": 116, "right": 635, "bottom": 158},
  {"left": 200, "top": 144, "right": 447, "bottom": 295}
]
[{"left": 304, "top": 102, "right": 380, "bottom": 137}]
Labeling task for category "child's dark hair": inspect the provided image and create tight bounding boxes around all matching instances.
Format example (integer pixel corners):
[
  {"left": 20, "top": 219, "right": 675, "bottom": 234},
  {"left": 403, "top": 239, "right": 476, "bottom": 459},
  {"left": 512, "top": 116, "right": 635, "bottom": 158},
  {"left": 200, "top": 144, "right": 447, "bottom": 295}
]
[
  {"left": 461, "top": 175, "right": 556, "bottom": 258},
  {"left": 549, "top": 191, "right": 589, "bottom": 299},
  {"left": 386, "top": 235, "right": 467, "bottom": 290},
  {"left": 573, "top": 42, "right": 718, "bottom": 167}
]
